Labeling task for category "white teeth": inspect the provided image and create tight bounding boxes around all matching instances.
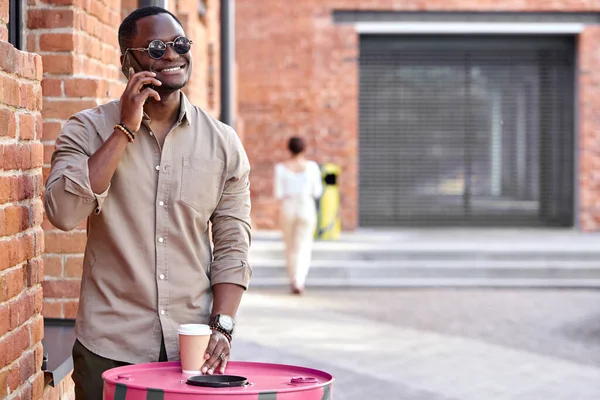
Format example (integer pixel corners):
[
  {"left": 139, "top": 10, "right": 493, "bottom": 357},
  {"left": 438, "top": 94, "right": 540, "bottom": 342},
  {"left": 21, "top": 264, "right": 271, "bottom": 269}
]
[{"left": 162, "top": 66, "right": 181, "bottom": 72}]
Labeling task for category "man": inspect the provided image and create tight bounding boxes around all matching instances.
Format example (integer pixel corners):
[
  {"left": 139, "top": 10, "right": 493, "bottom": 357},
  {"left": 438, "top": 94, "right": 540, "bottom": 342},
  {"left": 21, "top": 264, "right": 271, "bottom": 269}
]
[{"left": 44, "top": 6, "right": 252, "bottom": 399}]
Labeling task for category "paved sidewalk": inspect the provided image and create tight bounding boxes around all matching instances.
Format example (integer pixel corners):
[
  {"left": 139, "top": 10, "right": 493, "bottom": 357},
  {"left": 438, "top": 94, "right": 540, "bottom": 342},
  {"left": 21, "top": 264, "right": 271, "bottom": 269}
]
[{"left": 230, "top": 288, "right": 600, "bottom": 400}]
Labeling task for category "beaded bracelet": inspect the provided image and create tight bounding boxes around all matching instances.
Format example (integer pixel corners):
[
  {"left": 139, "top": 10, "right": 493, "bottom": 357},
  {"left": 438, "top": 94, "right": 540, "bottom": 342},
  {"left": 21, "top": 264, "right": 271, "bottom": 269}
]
[
  {"left": 209, "top": 325, "right": 232, "bottom": 343},
  {"left": 114, "top": 123, "right": 135, "bottom": 143}
]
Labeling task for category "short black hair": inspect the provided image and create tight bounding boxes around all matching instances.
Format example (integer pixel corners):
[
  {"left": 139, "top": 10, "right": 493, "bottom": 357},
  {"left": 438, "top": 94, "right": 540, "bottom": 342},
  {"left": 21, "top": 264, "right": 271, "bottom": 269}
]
[
  {"left": 288, "top": 136, "right": 306, "bottom": 155},
  {"left": 118, "top": 6, "right": 184, "bottom": 54}
]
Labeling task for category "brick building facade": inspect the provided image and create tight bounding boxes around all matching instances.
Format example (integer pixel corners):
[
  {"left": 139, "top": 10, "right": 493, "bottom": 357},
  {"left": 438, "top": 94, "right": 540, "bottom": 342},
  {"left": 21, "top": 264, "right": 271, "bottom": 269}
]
[
  {"left": 236, "top": 0, "right": 600, "bottom": 231},
  {"left": 0, "top": 26, "right": 45, "bottom": 399},
  {"left": 1, "top": 0, "right": 223, "bottom": 397}
]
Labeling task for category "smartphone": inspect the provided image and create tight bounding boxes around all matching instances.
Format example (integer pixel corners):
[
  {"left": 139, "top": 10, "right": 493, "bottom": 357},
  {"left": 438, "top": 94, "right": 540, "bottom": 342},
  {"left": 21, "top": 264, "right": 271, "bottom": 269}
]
[
  {"left": 122, "top": 51, "right": 144, "bottom": 79},
  {"left": 122, "top": 52, "right": 157, "bottom": 100}
]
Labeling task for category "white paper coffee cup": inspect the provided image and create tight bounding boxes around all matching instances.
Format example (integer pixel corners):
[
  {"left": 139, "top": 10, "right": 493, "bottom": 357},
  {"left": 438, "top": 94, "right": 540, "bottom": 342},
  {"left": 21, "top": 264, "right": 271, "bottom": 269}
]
[{"left": 178, "top": 324, "right": 212, "bottom": 375}]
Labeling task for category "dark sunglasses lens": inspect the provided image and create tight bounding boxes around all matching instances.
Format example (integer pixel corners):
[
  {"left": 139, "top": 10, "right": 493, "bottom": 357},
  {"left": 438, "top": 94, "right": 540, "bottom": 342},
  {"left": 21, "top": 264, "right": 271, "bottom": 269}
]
[
  {"left": 148, "top": 40, "right": 166, "bottom": 59},
  {"left": 174, "top": 37, "right": 191, "bottom": 55}
]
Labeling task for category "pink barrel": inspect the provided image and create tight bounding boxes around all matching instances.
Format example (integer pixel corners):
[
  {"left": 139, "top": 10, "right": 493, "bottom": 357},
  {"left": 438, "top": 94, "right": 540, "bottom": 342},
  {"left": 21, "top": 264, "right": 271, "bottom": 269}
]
[{"left": 102, "top": 361, "right": 333, "bottom": 400}]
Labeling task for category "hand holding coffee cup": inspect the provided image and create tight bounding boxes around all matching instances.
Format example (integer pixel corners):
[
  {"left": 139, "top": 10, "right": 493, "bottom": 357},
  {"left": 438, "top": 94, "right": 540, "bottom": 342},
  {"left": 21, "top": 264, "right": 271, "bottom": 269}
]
[
  {"left": 201, "top": 330, "right": 231, "bottom": 375},
  {"left": 178, "top": 324, "right": 212, "bottom": 375}
]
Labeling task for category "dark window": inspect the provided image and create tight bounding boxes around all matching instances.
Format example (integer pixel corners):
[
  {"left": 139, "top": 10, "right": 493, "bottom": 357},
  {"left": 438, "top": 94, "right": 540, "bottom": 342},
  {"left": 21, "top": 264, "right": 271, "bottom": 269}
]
[
  {"left": 7, "top": 0, "right": 22, "bottom": 50},
  {"left": 359, "top": 36, "right": 575, "bottom": 227}
]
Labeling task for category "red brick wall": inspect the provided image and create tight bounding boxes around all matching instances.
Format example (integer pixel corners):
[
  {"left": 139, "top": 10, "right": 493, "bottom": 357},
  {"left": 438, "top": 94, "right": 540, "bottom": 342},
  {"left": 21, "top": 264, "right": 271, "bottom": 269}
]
[
  {"left": 175, "top": 0, "right": 221, "bottom": 117},
  {"left": 25, "top": 0, "right": 125, "bottom": 319},
  {"left": 236, "top": 0, "right": 600, "bottom": 231},
  {"left": 0, "top": 24, "right": 46, "bottom": 400},
  {"left": 577, "top": 26, "right": 600, "bottom": 231}
]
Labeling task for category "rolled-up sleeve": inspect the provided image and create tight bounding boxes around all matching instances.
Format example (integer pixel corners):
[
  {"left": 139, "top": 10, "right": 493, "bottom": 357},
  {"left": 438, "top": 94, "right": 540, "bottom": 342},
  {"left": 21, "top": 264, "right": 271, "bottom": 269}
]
[
  {"left": 209, "top": 127, "right": 252, "bottom": 289},
  {"left": 44, "top": 116, "right": 110, "bottom": 231}
]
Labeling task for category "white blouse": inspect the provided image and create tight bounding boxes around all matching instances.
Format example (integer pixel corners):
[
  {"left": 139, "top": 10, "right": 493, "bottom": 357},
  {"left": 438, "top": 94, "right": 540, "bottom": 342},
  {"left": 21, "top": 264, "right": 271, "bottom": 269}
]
[{"left": 274, "top": 161, "right": 323, "bottom": 200}]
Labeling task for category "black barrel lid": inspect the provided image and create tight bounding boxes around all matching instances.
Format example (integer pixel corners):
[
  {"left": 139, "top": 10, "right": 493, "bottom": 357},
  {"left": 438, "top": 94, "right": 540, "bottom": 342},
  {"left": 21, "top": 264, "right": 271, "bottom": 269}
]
[{"left": 186, "top": 375, "right": 248, "bottom": 388}]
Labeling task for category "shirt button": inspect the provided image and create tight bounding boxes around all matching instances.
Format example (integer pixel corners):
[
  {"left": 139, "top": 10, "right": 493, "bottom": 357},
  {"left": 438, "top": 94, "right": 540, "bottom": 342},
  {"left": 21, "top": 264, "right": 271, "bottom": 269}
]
[
  {"left": 158, "top": 237, "right": 164, "bottom": 243},
  {"left": 159, "top": 274, "right": 165, "bottom": 280},
  {"left": 149, "top": 132, "right": 154, "bottom": 136},
  {"left": 155, "top": 165, "right": 160, "bottom": 171},
  {"left": 160, "top": 310, "right": 165, "bottom": 315},
  {"left": 159, "top": 201, "right": 165, "bottom": 206}
]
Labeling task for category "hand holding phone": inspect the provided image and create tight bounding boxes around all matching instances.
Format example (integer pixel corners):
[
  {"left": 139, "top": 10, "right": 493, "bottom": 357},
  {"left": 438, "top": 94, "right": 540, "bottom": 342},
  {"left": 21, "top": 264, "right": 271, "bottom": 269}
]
[{"left": 119, "top": 54, "right": 162, "bottom": 132}]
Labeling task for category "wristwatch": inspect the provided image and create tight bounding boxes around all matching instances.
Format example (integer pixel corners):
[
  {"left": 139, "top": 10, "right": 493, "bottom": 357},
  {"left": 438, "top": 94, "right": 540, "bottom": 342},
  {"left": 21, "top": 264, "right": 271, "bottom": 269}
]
[{"left": 210, "top": 314, "right": 235, "bottom": 338}]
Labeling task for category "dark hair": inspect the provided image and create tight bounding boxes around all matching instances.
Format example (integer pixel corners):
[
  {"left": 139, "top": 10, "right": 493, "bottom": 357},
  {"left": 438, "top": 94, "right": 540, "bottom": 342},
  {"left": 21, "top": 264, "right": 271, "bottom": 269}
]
[
  {"left": 118, "top": 6, "right": 183, "bottom": 54},
  {"left": 288, "top": 136, "right": 305, "bottom": 155}
]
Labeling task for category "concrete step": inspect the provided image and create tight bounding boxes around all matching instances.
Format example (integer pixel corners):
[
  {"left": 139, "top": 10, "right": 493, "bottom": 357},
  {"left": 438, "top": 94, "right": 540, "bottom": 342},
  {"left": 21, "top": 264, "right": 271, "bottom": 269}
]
[{"left": 248, "top": 229, "right": 600, "bottom": 288}]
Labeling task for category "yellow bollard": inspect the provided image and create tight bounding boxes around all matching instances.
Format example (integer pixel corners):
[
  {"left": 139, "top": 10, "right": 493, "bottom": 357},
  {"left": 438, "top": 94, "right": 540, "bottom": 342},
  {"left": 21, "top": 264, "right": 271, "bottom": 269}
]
[{"left": 315, "top": 163, "right": 341, "bottom": 240}]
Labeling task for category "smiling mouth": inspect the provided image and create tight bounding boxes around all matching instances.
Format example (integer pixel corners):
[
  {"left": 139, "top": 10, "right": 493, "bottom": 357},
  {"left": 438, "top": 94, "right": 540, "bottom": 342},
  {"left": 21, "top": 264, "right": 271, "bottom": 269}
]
[{"left": 158, "top": 65, "right": 184, "bottom": 73}]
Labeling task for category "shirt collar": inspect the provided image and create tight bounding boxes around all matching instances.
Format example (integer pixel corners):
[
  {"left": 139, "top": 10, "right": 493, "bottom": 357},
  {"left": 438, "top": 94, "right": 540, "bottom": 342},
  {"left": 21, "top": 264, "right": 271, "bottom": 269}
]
[{"left": 141, "top": 91, "right": 193, "bottom": 126}]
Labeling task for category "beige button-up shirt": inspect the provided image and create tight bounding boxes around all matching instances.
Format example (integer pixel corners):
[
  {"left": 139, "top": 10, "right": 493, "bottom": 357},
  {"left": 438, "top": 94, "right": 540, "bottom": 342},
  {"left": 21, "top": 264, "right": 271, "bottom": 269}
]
[{"left": 44, "top": 93, "right": 252, "bottom": 364}]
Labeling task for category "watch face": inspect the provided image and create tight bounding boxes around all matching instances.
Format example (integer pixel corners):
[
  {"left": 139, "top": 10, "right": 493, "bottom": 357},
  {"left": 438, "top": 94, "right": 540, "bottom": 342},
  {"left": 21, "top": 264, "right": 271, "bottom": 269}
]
[{"left": 219, "top": 315, "right": 234, "bottom": 331}]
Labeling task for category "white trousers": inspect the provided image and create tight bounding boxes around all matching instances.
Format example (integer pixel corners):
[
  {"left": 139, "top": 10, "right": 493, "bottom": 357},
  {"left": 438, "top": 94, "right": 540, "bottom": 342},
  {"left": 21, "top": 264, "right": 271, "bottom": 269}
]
[{"left": 280, "top": 196, "right": 317, "bottom": 288}]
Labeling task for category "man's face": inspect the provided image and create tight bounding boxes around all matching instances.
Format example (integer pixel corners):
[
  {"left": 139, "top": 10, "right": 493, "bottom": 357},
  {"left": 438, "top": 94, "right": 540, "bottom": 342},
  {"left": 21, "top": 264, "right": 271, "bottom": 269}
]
[{"left": 125, "top": 13, "right": 193, "bottom": 92}]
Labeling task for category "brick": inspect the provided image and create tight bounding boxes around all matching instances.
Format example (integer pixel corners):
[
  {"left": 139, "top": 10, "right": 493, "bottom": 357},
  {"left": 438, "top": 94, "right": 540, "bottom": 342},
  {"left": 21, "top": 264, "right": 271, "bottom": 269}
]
[
  {"left": 42, "top": 99, "right": 97, "bottom": 120},
  {"left": 0, "top": 324, "right": 29, "bottom": 367},
  {"left": 27, "top": 9, "right": 74, "bottom": 29},
  {"left": 42, "top": 78, "right": 63, "bottom": 97},
  {"left": 64, "top": 256, "right": 83, "bottom": 277},
  {"left": 0, "top": 302, "right": 9, "bottom": 337},
  {"left": 19, "top": 113, "right": 36, "bottom": 140},
  {"left": 42, "top": 300, "right": 62, "bottom": 318},
  {"left": 31, "top": 141, "right": 44, "bottom": 168},
  {"left": 0, "top": 176, "right": 11, "bottom": 204},
  {"left": 7, "top": 363, "right": 19, "bottom": 393},
  {"left": 64, "top": 300, "right": 78, "bottom": 318},
  {"left": 12, "top": 175, "right": 35, "bottom": 202},
  {"left": 0, "top": 265, "right": 26, "bottom": 302},
  {"left": 41, "top": 279, "right": 81, "bottom": 299},
  {"left": 42, "top": 167, "right": 50, "bottom": 187},
  {"left": 21, "top": 53, "right": 38, "bottom": 81},
  {"left": 34, "top": 174, "right": 43, "bottom": 198},
  {"left": 0, "top": 204, "right": 30, "bottom": 236},
  {"left": 19, "top": 81, "right": 37, "bottom": 110},
  {"left": 0, "top": 107, "right": 16, "bottom": 138},
  {"left": 2, "top": 75, "right": 20, "bottom": 107},
  {"left": 21, "top": 233, "right": 36, "bottom": 265},
  {"left": 27, "top": 33, "right": 37, "bottom": 53},
  {"left": 42, "top": 121, "right": 63, "bottom": 141},
  {"left": 30, "top": 316, "right": 44, "bottom": 344},
  {"left": 43, "top": 144, "right": 55, "bottom": 164},
  {"left": 32, "top": 199, "right": 44, "bottom": 228},
  {"left": 35, "top": 114, "right": 43, "bottom": 140},
  {"left": 64, "top": 78, "right": 103, "bottom": 98},
  {"left": 0, "top": 40, "right": 16, "bottom": 73},
  {"left": 39, "top": 33, "right": 76, "bottom": 52},
  {"left": 33, "top": 342, "right": 43, "bottom": 370},
  {"left": 9, "top": 291, "right": 35, "bottom": 330},
  {"left": 33, "top": 285, "right": 43, "bottom": 314},
  {"left": 0, "top": 0, "right": 8, "bottom": 28},
  {"left": 32, "top": 372, "right": 44, "bottom": 399},
  {"left": 26, "top": 258, "right": 43, "bottom": 287},
  {"left": 43, "top": 255, "right": 62, "bottom": 277},
  {"left": 18, "top": 352, "right": 36, "bottom": 389},
  {"left": 0, "top": 238, "right": 16, "bottom": 271},
  {"left": 41, "top": 54, "right": 75, "bottom": 75},
  {"left": 35, "top": 55, "right": 43, "bottom": 82},
  {"left": 0, "top": 370, "right": 6, "bottom": 398},
  {"left": 1, "top": 143, "right": 33, "bottom": 170},
  {"left": 35, "top": 227, "right": 44, "bottom": 257}
]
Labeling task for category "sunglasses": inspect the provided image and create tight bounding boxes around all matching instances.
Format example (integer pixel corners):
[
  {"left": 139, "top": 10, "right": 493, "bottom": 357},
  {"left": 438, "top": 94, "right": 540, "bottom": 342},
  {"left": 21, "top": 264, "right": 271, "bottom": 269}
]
[{"left": 125, "top": 36, "right": 193, "bottom": 60}]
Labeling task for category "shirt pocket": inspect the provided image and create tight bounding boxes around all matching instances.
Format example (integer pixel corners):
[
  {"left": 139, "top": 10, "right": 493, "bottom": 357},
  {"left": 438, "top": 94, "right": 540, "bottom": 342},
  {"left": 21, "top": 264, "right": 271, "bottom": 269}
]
[{"left": 180, "top": 157, "right": 225, "bottom": 213}]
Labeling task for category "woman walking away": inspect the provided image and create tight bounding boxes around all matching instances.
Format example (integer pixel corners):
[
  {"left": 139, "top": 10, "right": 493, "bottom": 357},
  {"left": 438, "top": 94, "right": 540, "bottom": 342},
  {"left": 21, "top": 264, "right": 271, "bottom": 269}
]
[{"left": 274, "top": 137, "right": 323, "bottom": 295}]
